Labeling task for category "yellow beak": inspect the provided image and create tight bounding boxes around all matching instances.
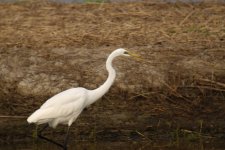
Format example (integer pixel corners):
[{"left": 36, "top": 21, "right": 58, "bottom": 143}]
[{"left": 127, "top": 51, "right": 143, "bottom": 61}]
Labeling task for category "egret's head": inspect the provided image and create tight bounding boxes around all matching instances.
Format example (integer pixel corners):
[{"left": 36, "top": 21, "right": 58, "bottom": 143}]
[
  {"left": 115, "top": 48, "right": 141, "bottom": 60},
  {"left": 114, "top": 48, "right": 140, "bottom": 58}
]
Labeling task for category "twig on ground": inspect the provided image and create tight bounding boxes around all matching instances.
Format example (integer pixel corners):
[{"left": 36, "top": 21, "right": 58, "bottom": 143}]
[
  {"left": 135, "top": 130, "right": 152, "bottom": 142},
  {"left": 197, "top": 78, "right": 225, "bottom": 88},
  {"left": 181, "top": 129, "right": 215, "bottom": 139},
  {"left": 0, "top": 115, "right": 27, "bottom": 119}
]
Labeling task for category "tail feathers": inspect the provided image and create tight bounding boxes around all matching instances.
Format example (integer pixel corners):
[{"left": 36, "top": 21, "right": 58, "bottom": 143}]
[{"left": 27, "top": 108, "right": 54, "bottom": 124}]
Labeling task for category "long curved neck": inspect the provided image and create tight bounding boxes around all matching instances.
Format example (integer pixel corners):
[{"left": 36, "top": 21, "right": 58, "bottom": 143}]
[{"left": 87, "top": 52, "right": 117, "bottom": 106}]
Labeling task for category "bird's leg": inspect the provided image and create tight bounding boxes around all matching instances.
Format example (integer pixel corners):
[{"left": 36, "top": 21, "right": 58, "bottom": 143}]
[
  {"left": 63, "top": 126, "right": 71, "bottom": 150},
  {"left": 37, "top": 124, "right": 64, "bottom": 149},
  {"left": 38, "top": 124, "right": 48, "bottom": 136}
]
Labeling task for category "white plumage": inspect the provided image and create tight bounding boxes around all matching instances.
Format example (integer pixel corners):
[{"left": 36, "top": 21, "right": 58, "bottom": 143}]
[
  {"left": 27, "top": 48, "right": 140, "bottom": 149},
  {"left": 27, "top": 88, "right": 87, "bottom": 128},
  {"left": 27, "top": 48, "right": 138, "bottom": 129}
]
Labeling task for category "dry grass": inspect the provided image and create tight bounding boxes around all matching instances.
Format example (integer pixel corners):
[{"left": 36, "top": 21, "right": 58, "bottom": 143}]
[{"left": 0, "top": 2, "right": 224, "bottom": 49}]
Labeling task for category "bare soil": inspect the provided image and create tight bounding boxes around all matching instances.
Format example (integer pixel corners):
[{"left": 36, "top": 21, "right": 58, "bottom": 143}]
[{"left": 0, "top": 1, "right": 225, "bottom": 144}]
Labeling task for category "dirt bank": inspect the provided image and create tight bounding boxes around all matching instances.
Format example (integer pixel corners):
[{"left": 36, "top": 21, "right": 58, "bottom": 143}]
[{"left": 0, "top": 1, "right": 225, "bottom": 143}]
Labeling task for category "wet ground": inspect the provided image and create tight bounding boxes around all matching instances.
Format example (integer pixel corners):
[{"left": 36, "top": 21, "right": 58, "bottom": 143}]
[
  {"left": 2, "top": 140, "right": 225, "bottom": 149},
  {"left": 1, "top": 116, "right": 225, "bottom": 149},
  {"left": 1, "top": 137, "right": 225, "bottom": 150}
]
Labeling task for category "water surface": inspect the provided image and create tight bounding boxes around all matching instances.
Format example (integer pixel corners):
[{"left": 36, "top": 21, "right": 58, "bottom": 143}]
[{"left": 1, "top": 139, "right": 225, "bottom": 150}]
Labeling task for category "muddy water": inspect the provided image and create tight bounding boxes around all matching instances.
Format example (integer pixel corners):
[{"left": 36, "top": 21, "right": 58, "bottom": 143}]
[
  {"left": 1, "top": 140, "right": 225, "bottom": 150},
  {"left": 1, "top": 118, "right": 225, "bottom": 150}
]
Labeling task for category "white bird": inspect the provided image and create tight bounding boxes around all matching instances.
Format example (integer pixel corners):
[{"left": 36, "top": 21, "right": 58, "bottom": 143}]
[{"left": 27, "top": 48, "right": 140, "bottom": 150}]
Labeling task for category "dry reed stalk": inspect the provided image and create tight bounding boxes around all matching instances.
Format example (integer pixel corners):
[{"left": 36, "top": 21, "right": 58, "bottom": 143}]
[
  {"left": 0, "top": 115, "right": 27, "bottom": 119},
  {"left": 179, "top": 9, "right": 196, "bottom": 26},
  {"left": 197, "top": 78, "right": 225, "bottom": 88}
]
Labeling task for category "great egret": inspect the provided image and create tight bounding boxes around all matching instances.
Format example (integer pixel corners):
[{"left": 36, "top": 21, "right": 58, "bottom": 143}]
[{"left": 27, "top": 48, "right": 140, "bottom": 150}]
